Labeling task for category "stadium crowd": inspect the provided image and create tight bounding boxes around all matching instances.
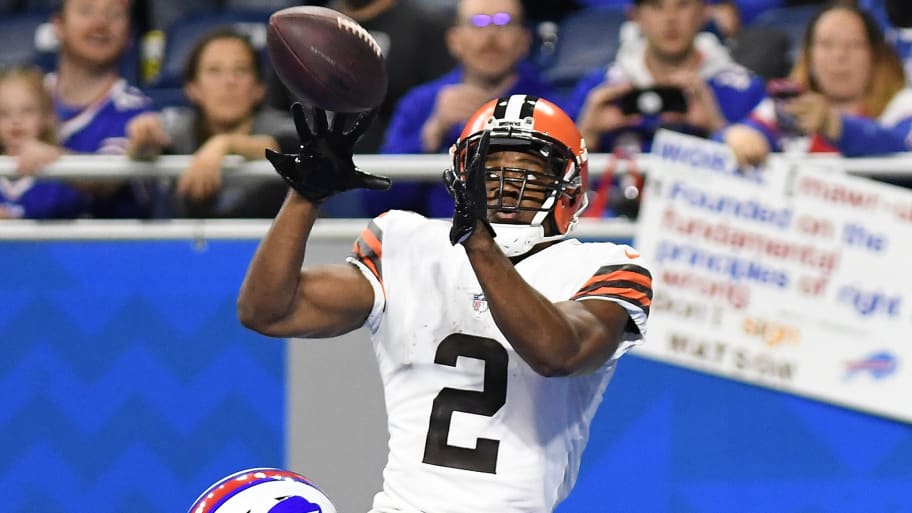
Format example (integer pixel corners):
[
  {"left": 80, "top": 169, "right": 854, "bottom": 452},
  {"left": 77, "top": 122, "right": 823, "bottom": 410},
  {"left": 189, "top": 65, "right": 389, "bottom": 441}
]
[{"left": 1, "top": 0, "right": 911, "bottom": 219}]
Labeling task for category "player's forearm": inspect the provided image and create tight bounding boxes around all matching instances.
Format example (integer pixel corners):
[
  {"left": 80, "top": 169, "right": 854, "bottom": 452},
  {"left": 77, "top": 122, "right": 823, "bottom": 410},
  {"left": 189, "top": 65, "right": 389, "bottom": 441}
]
[
  {"left": 464, "top": 237, "right": 587, "bottom": 377},
  {"left": 237, "top": 191, "right": 319, "bottom": 331}
]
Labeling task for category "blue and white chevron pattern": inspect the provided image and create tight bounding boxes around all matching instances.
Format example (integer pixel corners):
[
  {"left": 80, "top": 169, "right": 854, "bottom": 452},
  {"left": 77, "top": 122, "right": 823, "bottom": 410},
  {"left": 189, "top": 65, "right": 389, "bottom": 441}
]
[{"left": 0, "top": 242, "right": 284, "bottom": 513}]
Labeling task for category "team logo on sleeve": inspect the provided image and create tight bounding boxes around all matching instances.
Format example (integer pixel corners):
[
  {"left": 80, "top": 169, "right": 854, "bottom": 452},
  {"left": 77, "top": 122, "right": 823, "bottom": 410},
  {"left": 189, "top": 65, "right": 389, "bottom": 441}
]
[{"left": 472, "top": 293, "right": 489, "bottom": 314}]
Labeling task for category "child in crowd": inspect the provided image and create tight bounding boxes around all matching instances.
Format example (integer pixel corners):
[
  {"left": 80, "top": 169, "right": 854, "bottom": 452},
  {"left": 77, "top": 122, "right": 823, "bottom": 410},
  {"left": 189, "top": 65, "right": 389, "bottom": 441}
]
[{"left": 0, "top": 66, "right": 85, "bottom": 219}]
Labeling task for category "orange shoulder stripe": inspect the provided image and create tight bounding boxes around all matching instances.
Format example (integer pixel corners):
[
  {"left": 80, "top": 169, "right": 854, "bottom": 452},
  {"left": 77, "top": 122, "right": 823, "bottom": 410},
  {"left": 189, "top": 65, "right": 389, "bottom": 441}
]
[
  {"left": 572, "top": 286, "right": 652, "bottom": 307},
  {"left": 359, "top": 226, "right": 383, "bottom": 259},
  {"left": 578, "top": 268, "right": 652, "bottom": 291}
]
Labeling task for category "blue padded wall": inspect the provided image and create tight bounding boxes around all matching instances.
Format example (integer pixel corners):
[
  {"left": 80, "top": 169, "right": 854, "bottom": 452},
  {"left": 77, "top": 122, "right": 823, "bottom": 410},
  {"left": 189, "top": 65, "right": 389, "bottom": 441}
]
[
  {"left": 2, "top": 238, "right": 911, "bottom": 513},
  {"left": 0, "top": 240, "right": 283, "bottom": 513},
  {"left": 558, "top": 356, "right": 912, "bottom": 513}
]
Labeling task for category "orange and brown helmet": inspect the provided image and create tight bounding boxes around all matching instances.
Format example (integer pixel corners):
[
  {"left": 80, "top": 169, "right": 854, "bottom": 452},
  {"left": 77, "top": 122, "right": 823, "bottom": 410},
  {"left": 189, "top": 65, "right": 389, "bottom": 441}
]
[{"left": 450, "top": 95, "right": 589, "bottom": 255}]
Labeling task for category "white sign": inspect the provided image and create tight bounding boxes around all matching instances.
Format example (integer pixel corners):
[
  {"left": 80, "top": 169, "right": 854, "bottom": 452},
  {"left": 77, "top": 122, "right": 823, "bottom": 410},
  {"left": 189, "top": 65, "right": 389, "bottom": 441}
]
[{"left": 634, "top": 131, "right": 912, "bottom": 423}]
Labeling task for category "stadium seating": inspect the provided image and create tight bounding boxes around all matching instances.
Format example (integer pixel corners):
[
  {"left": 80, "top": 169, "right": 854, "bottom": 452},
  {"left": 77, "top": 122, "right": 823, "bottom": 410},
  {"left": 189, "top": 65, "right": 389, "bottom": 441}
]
[
  {"left": 0, "top": 11, "right": 52, "bottom": 69},
  {"left": 747, "top": 3, "right": 820, "bottom": 62},
  {"left": 144, "top": 0, "right": 221, "bottom": 32},
  {"left": 542, "top": 6, "right": 627, "bottom": 94},
  {"left": 144, "top": 8, "right": 273, "bottom": 107},
  {"left": 222, "top": 0, "right": 299, "bottom": 10},
  {"left": 21, "top": 0, "right": 57, "bottom": 11},
  {"left": 0, "top": 0, "right": 18, "bottom": 13}
]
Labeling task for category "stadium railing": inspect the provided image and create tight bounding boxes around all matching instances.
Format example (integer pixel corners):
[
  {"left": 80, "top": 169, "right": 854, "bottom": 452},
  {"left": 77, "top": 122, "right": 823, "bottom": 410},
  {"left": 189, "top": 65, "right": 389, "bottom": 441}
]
[{"left": 1, "top": 153, "right": 911, "bottom": 240}]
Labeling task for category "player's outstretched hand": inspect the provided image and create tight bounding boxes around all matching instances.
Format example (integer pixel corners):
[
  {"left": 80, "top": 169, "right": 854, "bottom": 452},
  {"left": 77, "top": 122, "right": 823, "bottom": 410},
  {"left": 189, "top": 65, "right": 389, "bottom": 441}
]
[
  {"left": 265, "top": 103, "right": 391, "bottom": 202},
  {"left": 444, "top": 130, "right": 496, "bottom": 245}
]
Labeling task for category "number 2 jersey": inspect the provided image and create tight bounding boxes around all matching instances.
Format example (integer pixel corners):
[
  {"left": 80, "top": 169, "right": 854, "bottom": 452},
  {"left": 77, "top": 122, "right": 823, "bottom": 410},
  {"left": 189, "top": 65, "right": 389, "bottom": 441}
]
[{"left": 346, "top": 210, "right": 653, "bottom": 513}]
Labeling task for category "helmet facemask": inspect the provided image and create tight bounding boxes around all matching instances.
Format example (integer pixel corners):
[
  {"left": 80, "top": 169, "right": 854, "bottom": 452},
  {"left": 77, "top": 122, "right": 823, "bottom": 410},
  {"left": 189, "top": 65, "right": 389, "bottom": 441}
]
[{"left": 453, "top": 123, "right": 586, "bottom": 257}]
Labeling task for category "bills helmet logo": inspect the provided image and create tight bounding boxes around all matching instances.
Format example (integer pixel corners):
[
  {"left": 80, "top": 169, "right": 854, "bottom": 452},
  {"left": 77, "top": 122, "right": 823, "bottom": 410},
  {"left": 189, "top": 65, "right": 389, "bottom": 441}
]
[{"left": 188, "top": 468, "right": 336, "bottom": 513}]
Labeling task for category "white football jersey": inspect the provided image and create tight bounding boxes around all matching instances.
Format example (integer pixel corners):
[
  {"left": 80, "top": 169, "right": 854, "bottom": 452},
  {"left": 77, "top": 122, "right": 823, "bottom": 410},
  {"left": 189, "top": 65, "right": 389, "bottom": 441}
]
[{"left": 346, "top": 210, "right": 652, "bottom": 513}]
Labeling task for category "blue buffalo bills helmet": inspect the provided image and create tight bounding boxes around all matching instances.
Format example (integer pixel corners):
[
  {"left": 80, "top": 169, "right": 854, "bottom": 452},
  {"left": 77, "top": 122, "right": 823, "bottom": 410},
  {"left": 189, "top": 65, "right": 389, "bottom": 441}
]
[{"left": 187, "top": 468, "right": 336, "bottom": 513}]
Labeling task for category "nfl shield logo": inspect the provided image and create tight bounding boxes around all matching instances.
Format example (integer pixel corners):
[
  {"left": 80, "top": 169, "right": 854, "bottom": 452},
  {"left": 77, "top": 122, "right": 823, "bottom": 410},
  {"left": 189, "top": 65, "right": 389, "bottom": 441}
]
[{"left": 472, "top": 293, "right": 489, "bottom": 313}]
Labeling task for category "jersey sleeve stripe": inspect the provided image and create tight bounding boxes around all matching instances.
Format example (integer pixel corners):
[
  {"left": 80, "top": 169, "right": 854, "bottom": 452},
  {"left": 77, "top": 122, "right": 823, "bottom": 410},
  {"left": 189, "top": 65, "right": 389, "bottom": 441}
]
[
  {"left": 572, "top": 286, "right": 652, "bottom": 311},
  {"left": 573, "top": 280, "right": 652, "bottom": 299},
  {"left": 576, "top": 265, "right": 652, "bottom": 292},
  {"left": 572, "top": 264, "right": 653, "bottom": 313},
  {"left": 579, "top": 293, "right": 651, "bottom": 316},
  {"left": 354, "top": 241, "right": 383, "bottom": 285},
  {"left": 350, "top": 221, "right": 384, "bottom": 285},
  {"left": 361, "top": 220, "right": 384, "bottom": 257}
]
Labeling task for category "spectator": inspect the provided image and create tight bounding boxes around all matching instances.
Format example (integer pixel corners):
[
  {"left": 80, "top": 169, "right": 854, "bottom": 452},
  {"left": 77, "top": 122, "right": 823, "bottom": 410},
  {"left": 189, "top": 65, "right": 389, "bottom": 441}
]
[
  {"left": 370, "top": 0, "right": 556, "bottom": 218},
  {"left": 712, "top": 0, "right": 793, "bottom": 79},
  {"left": 267, "top": 0, "right": 456, "bottom": 154},
  {"left": 48, "top": 0, "right": 155, "bottom": 218},
  {"left": 0, "top": 66, "right": 86, "bottom": 219},
  {"left": 127, "top": 28, "right": 297, "bottom": 218},
  {"left": 725, "top": 4, "right": 912, "bottom": 165},
  {"left": 567, "top": 0, "right": 766, "bottom": 154}
]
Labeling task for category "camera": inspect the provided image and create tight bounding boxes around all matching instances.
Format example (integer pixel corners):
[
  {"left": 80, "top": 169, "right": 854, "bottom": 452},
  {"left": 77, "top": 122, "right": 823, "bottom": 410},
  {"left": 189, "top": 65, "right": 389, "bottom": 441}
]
[
  {"left": 766, "top": 78, "right": 805, "bottom": 139},
  {"left": 618, "top": 86, "right": 688, "bottom": 116},
  {"left": 767, "top": 78, "right": 805, "bottom": 101}
]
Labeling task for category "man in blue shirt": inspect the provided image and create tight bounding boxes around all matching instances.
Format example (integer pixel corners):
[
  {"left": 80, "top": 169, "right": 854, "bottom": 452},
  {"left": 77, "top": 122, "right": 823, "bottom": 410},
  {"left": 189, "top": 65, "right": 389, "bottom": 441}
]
[
  {"left": 49, "top": 0, "right": 154, "bottom": 218},
  {"left": 567, "top": 0, "right": 766, "bottom": 155},
  {"left": 366, "top": 0, "right": 557, "bottom": 218}
]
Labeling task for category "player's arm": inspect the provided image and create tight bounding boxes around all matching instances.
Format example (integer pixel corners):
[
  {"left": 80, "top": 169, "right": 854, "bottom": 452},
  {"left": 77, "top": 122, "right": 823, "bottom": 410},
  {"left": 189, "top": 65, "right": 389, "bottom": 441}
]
[
  {"left": 237, "top": 104, "right": 390, "bottom": 338},
  {"left": 237, "top": 192, "right": 375, "bottom": 338},
  {"left": 464, "top": 236, "right": 632, "bottom": 377},
  {"left": 446, "top": 131, "right": 640, "bottom": 377}
]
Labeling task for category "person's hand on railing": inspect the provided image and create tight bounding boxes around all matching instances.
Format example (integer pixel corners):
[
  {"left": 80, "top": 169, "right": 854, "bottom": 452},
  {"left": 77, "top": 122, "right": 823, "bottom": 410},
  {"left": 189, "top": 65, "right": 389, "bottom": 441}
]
[
  {"left": 177, "top": 135, "right": 231, "bottom": 203},
  {"left": 126, "top": 112, "right": 171, "bottom": 161},
  {"left": 13, "top": 139, "right": 64, "bottom": 176}
]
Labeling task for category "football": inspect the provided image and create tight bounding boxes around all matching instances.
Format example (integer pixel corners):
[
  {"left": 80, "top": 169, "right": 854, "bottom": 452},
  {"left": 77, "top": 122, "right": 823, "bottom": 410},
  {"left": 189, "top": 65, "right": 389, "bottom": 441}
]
[{"left": 266, "top": 6, "right": 388, "bottom": 113}]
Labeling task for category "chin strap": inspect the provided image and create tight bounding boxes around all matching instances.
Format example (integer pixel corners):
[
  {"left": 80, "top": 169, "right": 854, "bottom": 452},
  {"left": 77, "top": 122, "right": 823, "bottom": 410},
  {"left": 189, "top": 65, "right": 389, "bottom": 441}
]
[{"left": 491, "top": 223, "right": 568, "bottom": 257}]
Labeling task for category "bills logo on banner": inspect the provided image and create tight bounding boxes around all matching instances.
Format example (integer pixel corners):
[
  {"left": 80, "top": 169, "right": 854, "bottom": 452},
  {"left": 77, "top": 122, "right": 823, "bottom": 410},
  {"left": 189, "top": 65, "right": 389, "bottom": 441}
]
[
  {"left": 634, "top": 130, "right": 912, "bottom": 423},
  {"left": 844, "top": 352, "right": 898, "bottom": 381}
]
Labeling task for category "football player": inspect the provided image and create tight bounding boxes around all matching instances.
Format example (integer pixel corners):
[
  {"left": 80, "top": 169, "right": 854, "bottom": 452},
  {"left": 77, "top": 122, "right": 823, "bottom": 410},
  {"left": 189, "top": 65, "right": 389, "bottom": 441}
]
[{"left": 237, "top": 95, "right": 653, "bottom": 512}]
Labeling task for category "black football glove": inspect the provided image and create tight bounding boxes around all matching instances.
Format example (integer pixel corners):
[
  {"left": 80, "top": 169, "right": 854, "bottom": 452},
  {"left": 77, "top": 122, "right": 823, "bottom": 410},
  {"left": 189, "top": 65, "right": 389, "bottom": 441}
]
[
  {"left": 265, "top": 103, "right": 391, "bottom": 202},
  {"left": 443, "top": 130, "right": 496, "bottom": 246}
]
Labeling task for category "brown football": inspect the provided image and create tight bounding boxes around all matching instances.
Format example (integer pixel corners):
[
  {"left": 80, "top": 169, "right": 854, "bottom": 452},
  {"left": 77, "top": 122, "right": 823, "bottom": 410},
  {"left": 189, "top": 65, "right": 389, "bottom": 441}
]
[{"left": 266, "top": 6, "right": 388, "bottom": 112}]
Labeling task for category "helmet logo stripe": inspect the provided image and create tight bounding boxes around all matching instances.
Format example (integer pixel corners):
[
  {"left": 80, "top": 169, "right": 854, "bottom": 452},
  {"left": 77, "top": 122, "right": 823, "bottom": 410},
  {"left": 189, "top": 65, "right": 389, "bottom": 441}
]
[
  {"left": 503, "top": 95, "right": 528, "bottom": 121},
  {"left": 519, "top": 96, "right": 539, "bottom": 119}
]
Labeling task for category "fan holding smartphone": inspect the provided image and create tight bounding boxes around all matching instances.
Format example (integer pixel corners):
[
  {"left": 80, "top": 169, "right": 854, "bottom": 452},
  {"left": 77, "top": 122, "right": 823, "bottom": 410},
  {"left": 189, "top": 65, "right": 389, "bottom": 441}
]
[
  {"left": 617, "top": 86, "right": 689, "bottom": 116},
  {"left": 766, "top": 78, "right": 806, "bottom": 143},
  {"left": 568, "top": 0, "right": 767, "bottom": 155}
]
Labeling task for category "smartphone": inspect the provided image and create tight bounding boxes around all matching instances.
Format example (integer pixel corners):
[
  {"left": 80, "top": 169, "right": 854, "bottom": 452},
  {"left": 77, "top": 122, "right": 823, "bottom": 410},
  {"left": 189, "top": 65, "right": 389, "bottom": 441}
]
[
  {"left": 767, "top": 79, "right": 805, "bottom": 138},
  {"left": 618, "top": 86, "right": 688, "bottom": 116},
  {"left": 767, "top": 78, "right": 805, "bottom": 100}
]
